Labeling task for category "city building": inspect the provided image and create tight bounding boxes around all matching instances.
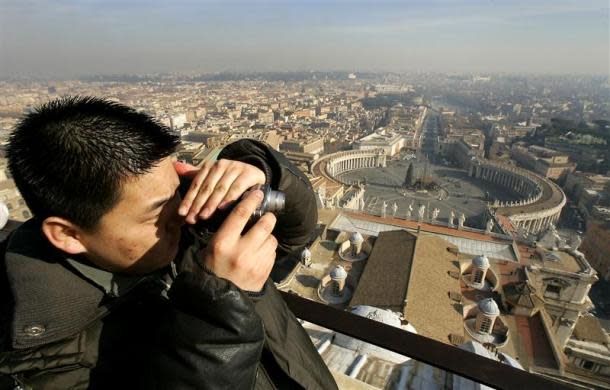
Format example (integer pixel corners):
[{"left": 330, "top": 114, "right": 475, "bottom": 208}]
[
  {"left": 353, "top": 130, "right": 408, "bottom": 156},
  {"left": 280, "top": 137, "right": 324, "bottom": 155},
  {"left": 581, "top": 219, "right": 610, "bottom": 280},
  {"left": 511, "top": 143, "right": 576, "bottom": 180}
]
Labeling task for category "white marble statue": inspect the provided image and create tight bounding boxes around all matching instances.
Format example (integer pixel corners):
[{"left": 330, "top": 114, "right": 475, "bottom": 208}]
[
  {"left": 392, "top": 202, "right": 398, "bottom": 217},
  {"left": 458, "top": 213, "right": 466, "bottom": 228},
  {"left": 418, "top": 204, "right": 426, "bottom": 221},
  {"left": 431, "top": 207, "right": 440, "bottom": 221},
  {"left": 406, "top": 203, "right": 413, "bottom": 219},
  {"left": 381, "top": 201, "right": 387, "bottom": 218},
  {"left": 485, "top": 219, "right": 494, "bottom": 233},
  {"left": 449, "top": 210, "right": 455, "bottom": 226}
]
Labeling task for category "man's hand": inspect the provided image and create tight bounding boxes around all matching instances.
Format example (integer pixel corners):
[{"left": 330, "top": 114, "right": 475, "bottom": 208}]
[
  {"left": 202, "top": 189, "right": 278, "bottom": 292},
  {"left": 175, "top": 160, "right": 266, "bottom": 224}
]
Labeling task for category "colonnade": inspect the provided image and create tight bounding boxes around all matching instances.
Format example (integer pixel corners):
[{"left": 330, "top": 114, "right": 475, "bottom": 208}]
[
  {"left": 470, "top": 162, "right": 542, "bottom": 207},
  {"left": 470, "top": 160, "right": 566, "bottom": 235},
  {"left": 511, "top": 214, "right": 561, "bottom": 233},
  {"left": 312, "top": 149, "right": 387, "bottom": 185}
]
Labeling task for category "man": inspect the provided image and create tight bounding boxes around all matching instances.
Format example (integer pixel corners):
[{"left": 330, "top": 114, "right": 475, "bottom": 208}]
[{"left": 0, "top": 97, "right": 338, "bottom": 389}]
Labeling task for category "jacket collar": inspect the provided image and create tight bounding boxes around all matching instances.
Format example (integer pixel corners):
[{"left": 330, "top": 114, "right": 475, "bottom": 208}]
[
  {"left": 65, "top": 257, "right": 149, "bottom": 298},
  {"left": 2, "top": 219, "right": 171, "bottom": 349}
]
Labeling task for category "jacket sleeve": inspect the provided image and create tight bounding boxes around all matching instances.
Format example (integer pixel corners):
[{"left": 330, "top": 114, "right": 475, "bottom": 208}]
[
  {"left": 218, "top": 139, "right": 318, "bottom": 257},
  {"left": 149, "top": 260, "right": 265, "bottom": 390}
]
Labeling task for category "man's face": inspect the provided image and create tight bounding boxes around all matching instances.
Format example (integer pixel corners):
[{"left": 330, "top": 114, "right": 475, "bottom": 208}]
[{"left": 78, "top": 157, "right": 184, "bottom": 275}]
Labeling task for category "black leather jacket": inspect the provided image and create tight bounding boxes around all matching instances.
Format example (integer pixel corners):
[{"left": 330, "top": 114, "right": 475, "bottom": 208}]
[{"left": 0, "top": 139, "right": 338, "bottom": 390}]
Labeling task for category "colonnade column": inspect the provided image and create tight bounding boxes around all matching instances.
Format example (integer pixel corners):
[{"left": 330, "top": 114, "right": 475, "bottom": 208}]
[
  {"left": 536, "top": 219, "right": 542, "bottom": 233},
  {"left": 540, "top": 216, "right": 548, "bottom": 231},
  {"left": 530, "top": 220, "right": 536, "bottom": 233}
]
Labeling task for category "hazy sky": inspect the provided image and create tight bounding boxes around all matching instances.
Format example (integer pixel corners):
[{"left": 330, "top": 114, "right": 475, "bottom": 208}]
[{"left": 1, "top": 0, "right": 608, "bottom": 78}]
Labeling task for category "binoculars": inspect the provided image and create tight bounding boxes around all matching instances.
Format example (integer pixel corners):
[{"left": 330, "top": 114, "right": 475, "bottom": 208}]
[{"left": 194, "top": 184, "right": 285, "bottom": 234}]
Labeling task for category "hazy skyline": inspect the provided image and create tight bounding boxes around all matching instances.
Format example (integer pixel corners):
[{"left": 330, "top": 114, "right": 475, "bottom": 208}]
[{"left": 1, "top": 0, "right": 608, "bottom": 78}]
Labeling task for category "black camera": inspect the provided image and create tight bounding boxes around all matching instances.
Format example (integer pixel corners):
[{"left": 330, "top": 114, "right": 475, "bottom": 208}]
[{"left": 194, "top": 184, "right": 285, "bottom": 234}]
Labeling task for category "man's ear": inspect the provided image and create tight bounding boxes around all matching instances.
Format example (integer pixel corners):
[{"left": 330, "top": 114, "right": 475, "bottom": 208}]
[{"left": 41, "top": 216, "right": 88, "bottom": 255}]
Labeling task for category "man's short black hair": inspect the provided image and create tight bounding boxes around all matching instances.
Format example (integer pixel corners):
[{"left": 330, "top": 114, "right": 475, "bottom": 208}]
[{"left": 7, "top": 96, "right": 180, "bottom": 230}]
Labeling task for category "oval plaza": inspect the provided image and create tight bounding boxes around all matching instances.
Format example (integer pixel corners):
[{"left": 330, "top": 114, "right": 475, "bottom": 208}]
[{"left": 312, "top": 148, "right": 566, "bottom": 235}]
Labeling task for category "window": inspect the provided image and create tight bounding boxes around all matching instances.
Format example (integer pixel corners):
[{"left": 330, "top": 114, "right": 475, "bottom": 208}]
[
  {"left": 544, "top": 284, "right": 562, "bottom": 299},
  {"left": 473, "top": 269, "right": 485, "bottom": 284},
  {"left": 332, "top": 280, "right": 341, "bottom": 296},
  {"left": 479, "top": 317, "right": 492, "bottom": 334},
  {"left": 581, "top": 360, "right": 595, "bottom": 371}
]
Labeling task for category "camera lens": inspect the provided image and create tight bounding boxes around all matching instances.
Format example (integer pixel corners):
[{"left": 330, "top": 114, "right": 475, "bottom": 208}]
[
  {"left": 194, "top": 183, "right": 285, "bottom": 234},
  {"left": 253, "top": 184, "right": 285, "bottom": 218}
]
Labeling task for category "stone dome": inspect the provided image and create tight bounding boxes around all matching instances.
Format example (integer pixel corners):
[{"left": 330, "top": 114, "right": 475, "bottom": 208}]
[
  {"left": 351, "top": 305, "right": 402, "bottom": 327},
  {"left": 349, "top": 232, "right": 364, "bottom": 244},
  {"left": 330, "top": 265, "right": 348, "bottom": 280},
  {"left": 478, "top": 298, "right": 500, "bottom": 316},
  {"left": 300, "top": 247, "right": 311, "bottom": 260},
  {"left": 472, "top": 255, "right": 490, "bottom": 268},
  {"left": 334, "top": 305, "right": 416, "bottom": 363}
]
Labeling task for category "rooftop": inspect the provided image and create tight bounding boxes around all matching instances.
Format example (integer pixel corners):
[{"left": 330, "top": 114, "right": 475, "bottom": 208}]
[
  {"left": 510, "top": 313, "right": 559, "bottom": 371},
  {"left": 572, "top": 315, "right": 610, "bottom": 346},
  {"left": 403, "top": 234, "right": 464, "bottom": 344},
  {"left": 349, "top": 230, "right": 416, "bottom": 312},
  {"left": 530, "top": 248, "right": 586, "bottom": 274},
  {"left": 330, "top": 211, "right": 519, "bottom": 262}
]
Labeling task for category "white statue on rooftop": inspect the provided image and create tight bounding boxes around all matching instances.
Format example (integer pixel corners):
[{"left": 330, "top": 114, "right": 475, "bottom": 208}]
[
  {"left": 431, "top": 207, "right": 440, "bottom": 222},
  {"left": 406, "top": 203, "right": 413, "bottom": 219},
  {"left": 418, "top": 204, "right": 425, "bottom": 221},
  {"left": 458, "top": 213, "right": 466, "bottom": 228},
  {"left": 392, "top": 202, "right": 398, "bottom": 217},
  {"left": 381, "top": 201, "right": 387, "bottom": 218},
  {"left": 485, "top": 219, "right": 494, "bottom": 234},
  {"left": 449, "top": 210, "right": 455, "bottom": 227}
]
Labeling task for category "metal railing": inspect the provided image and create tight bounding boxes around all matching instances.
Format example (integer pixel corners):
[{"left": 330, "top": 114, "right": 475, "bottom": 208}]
[{"left": 280, "top": 291, "right": 572, "bottom": 390}]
